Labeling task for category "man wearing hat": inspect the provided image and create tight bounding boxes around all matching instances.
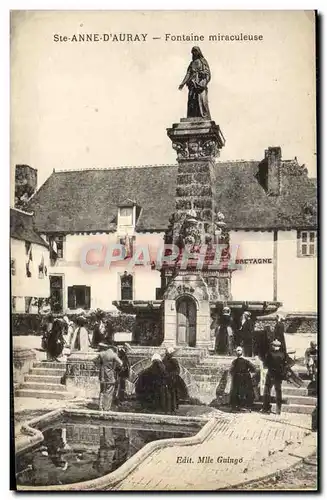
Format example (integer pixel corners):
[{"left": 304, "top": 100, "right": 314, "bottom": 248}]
[
  {"left": 93, "top": 343, "right": 123, "bottom": 411},
  {"left": 262, "top": 339, "right": 287, "bottom": 415},
  {"left": 230, "top": 346, "right": 257, "bottom": 412},
  {"left": 274, "top": 314, "right": 287, "bottom": 354}
]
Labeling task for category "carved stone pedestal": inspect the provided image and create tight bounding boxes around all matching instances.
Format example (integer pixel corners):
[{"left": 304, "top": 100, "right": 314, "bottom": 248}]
[{"left": 160, "top": 117, "right": 226, "bottom": 349}]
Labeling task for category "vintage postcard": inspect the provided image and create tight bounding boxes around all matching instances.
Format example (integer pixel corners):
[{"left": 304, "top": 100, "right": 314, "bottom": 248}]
[{"left": 11, "top": 10, "right": 318, "bottom": 491}]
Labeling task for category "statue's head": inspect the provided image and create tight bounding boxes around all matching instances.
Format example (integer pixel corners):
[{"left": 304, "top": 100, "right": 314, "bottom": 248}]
[{"left": 191, "top": 46, "right": 203, "bottom": 60}]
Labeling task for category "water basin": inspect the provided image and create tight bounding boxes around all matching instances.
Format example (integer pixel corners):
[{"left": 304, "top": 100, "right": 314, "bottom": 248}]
[{"left": 16, "top": 413, "right": 203, "bottom": 488}]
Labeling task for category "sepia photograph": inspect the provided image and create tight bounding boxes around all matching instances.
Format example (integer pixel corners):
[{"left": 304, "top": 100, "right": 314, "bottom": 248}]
[{"left": 10, "top": 10, "right": 318, "bottom": 491}]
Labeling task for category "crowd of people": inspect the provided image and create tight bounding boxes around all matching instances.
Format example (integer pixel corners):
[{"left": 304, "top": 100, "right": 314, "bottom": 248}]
[
  {"left": 228, "top": 314, "right": 317, "bottom": 416},
  {"left": 214, "top": 308, "right": 289, "bottom": 358},
  {"left": 39, "top": 307, "right": 317, "bottom": 418},
  {"left": 40, "top": 309, "right": 131, "bottom": 410},
  {"left": 135, "top": 347, "right": 185, "bottom": 414},
  {"left": 40, "top": 309, "right": 114, "bottom": 361}
]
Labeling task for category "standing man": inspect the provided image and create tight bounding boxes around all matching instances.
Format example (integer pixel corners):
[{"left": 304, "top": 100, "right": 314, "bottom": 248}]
[
  {"left": 274, "top": 314, "right": 287, "bottom": 354},
  {"left": 262, "top": 339, "right": 287, "bottom": 415},
  {"left": 239, "top": 311, "right": 254, "bottom": 357},
  {"left": 93, "top": 342, "right": 123, "bottom": 411},
  {"left": 230, "top": 346, "right": 257, "bottom": 412},
  {"left": 162, "top": 347, "right": 181, "bottom": 413}
]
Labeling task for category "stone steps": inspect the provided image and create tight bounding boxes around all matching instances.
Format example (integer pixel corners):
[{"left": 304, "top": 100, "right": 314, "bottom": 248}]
[
  {"left": 280, "top": 385, "right": 314, "bottom": 397},
  {"left": 29, "top": 368, "right": 66, "bottom": 377},
  {"left": 33, "top": 361, "right": 66, "bottom": 369},
  {"left": 283, "top": 395, "right": 317, "bottom": 406},
  {"left": 21, "top": 381, "right": 67, "bottom": 392},
  {"left": 253, "top": 402, "right": 315, "bottom": 415},
  {"left": 15, "top": 361, "right": 68, "bottom": 400},
  {"left": 25, "top": 374, "right": 63, "bottom": 384},
  {"left": 15, "top": 388, "right": 70, "bottom": 400}
]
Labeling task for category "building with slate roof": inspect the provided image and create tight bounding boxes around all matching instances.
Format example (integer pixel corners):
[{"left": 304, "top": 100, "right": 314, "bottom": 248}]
[
  {"left": 11, "top": 207, "right": 50, "bottom": 313},
  {"left": 11, "top": 144, "right": 317, "bottom": 317}
]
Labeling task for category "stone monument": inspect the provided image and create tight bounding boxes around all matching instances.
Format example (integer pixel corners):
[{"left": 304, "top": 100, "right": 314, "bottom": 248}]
[{"left": 160, "top": 47, "right": 229, "bottom": 349}]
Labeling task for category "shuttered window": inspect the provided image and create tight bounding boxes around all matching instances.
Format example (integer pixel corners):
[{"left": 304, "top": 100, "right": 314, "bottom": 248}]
[{"left": 298, "top": 230, "right": 317, "bottom": 257}]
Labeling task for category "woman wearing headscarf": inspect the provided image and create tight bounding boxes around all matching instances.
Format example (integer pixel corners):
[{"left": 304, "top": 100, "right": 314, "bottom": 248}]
[
  {"left": 41, "top": 313, "right": 54, "bottom": 353},
  {"left": 135, "top": 354, "right": 169, "bottom": 413},
  {"left": 162, "top": 347, "right": 181, "bottom": 413},
  {"left": 215, "top": 307, "right": 235, "bottom": 355},
  {"left": 46, "top": 318, "right": 65, "bottom": 361},
  {"left": 70, "top": 315, "right": 90, "bottom": 352},
  {"left": 179, "top": 46, "right": 211, "bottom": 120},
  {"left": 115, "top": 344, "right": 131, "bottom": 402},
  {"left": 91, "top": 309, "right": 106, "bottom": 348}
]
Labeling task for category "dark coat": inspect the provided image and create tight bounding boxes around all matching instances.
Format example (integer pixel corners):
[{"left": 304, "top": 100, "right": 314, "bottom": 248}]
[
  {"left": 162, "top": 354, "right": 181, "bottom": 411},
  {"left": 47, "top": 320, "right": 64, "bottom": 358},
  {"left": 92, "top": 321, "right": 104, "bottom": 347},
  {"left": 117, "top": 349, "right": 130, "bottom": 379},
  {"left": 215, "top": 315, "right": 234, "bottom": 354},
  {"left": 230, "top": 356, "right": 256, "bottom": 407},
  {"left": 135, "top": 360, "right": 169, "bottom": 412},
  {"left": 274, "top": 322, "right": 287, "bottom": 353},
  {"left": 264, "top": 350, "right": 287, "bottom": 380},
  {"left": 238, "top": 319, "right": 254, "bottom": 345}
]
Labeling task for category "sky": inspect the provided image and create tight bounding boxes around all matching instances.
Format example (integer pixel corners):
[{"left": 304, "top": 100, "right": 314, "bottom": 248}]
[{"left": 10, "top": 10, "right": 316, "bottom": 192}]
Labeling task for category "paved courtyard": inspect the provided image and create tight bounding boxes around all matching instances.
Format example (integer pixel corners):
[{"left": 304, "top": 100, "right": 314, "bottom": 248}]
[
  {"left": 13, "top": 394, "right": 317, "bottom": 491},
  {"left": 13, "top": 334, "right": 317, "bottom": 490}
]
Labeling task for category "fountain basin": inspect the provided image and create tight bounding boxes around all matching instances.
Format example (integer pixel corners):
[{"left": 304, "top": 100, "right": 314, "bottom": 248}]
[{"left": 15, "top": 408, "right": 210, "bottom": 491}]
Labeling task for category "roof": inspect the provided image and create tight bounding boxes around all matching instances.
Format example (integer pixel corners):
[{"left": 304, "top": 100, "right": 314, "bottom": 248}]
[
  {"left": 10, "top": 208, "right": 49, "bottom": 247},
  {"left": 27, "top": 160, "right": 317, "bottom": 233}
]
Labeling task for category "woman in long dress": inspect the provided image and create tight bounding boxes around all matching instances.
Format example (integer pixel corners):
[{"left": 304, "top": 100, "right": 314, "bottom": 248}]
[
  {"left": 70, "top": 315, "right": 90, "bottom": 352},
  {"left": 46, "top": 318, "right": 65, "bottom": 361},
  {"left": 179, "top": 46, "right": 211, "bottom": 120},
  {"left": 135, "top": 354, "right": 169, "bottom": 413}
]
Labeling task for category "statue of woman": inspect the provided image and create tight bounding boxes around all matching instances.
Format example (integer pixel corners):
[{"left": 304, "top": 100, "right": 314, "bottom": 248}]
[{"left": 179, "top": 46, "right": 211, "bottom": 120}]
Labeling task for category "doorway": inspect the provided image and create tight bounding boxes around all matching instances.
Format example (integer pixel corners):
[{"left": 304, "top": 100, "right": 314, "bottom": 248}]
[{"left": 176, "top": 296, "right": 197, "bottom": 347}]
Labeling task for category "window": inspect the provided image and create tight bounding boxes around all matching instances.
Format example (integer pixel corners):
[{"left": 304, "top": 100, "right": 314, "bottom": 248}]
[
  {"left": 12, "top": 297, "right": 16, "bottom": 312},
  {"left": 118, "top": 207, "right": 133, "bottom": 227},
  {"left": 298, "top": 230, "right": 317, "bottom": 257},
  {"left": 120, "top": 272, "right": 133, "bottom": 300},
  {"left": 67, "top": 286, "right": 91, "bottom": 310},
  {"left": 11, "top": 259, "right": 16, "bottom": 276},
  {"left": 56, "top": 236, "right": 64, "bottom": 259},
  {"left": 49, "top": 235, "right": 65, "bottom": 260}
]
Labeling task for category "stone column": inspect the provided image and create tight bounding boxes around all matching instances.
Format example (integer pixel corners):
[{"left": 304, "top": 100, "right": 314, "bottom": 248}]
[{"left": 167, "top": 117, "right": 225, "bottom": 243}]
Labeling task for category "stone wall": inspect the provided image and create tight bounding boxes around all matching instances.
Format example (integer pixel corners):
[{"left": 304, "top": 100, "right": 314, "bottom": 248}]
[
  {"left": 255, "top": 314, "right": 318, "bottom": 334},
  {"left": 65, "top": 349, "right": 261, "bottom": 407},
  {"left": 13, "top": 347, "right": 36, "bottom": 386}
]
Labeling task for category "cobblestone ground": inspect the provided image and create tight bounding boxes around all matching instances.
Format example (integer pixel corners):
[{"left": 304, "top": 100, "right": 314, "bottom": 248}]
[
  {"left": 236, "top": 451, "right": 318, "bottom": 490},
  {"left": 113, "top": 412, "right": 316, "bottom": 491}
]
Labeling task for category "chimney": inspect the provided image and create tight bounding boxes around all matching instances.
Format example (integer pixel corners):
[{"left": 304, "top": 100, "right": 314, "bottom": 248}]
[
  {"left": 257, "top": 147, "right": 282, "bottom": 196},
  {"left": 14, "top": 164, "right": 38, "bottom": 209},
  {"left": 264, "top": 147, "right": 281, "bottom": 196}
]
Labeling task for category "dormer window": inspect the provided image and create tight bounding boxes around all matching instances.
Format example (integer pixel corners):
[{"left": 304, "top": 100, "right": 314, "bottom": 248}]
[{"left": 119, "top": 207, "right": 133, "bottom": 227}]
